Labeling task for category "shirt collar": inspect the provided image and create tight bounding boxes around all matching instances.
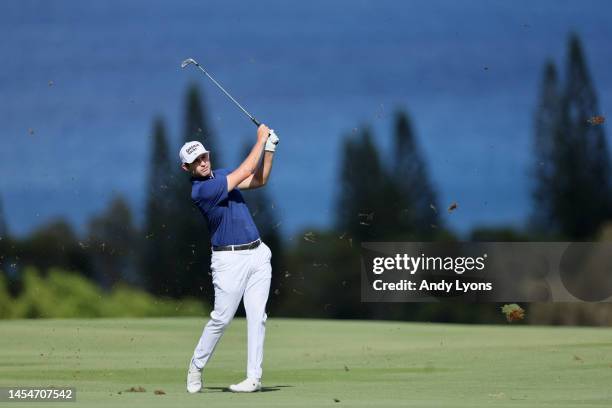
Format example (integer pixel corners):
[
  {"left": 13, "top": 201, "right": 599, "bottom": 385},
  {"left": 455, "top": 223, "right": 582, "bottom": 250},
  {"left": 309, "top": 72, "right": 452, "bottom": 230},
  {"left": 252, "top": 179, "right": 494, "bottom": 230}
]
[{"left": 190, "top": 170, "right": 215, "bottom": 182}]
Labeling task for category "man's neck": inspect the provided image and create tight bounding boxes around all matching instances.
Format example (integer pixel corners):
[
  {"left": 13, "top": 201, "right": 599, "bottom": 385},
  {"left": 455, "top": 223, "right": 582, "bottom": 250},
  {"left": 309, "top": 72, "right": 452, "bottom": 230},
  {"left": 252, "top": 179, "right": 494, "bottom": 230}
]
[{"left": 191, "top": 170, "right": 214, "bottom": 181}]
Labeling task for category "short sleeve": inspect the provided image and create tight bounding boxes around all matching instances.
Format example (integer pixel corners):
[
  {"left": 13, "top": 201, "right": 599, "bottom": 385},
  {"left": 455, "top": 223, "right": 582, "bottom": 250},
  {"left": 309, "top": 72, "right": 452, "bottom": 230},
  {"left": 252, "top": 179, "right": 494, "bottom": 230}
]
[{"left": 192, "top": 177, "right": 228, "bottom": 212}]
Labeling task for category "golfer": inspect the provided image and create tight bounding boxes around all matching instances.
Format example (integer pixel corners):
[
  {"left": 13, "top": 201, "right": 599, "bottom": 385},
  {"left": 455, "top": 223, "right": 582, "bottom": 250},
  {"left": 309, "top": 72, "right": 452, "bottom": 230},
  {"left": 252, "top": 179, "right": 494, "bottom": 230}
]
[{"left": 180, "top": 124, "right": 279, "bottom": 393}]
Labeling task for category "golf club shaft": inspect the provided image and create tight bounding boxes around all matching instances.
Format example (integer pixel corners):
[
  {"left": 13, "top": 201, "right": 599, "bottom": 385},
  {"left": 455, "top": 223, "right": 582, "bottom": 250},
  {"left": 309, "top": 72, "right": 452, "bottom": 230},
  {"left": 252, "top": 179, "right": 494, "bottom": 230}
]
[{"left": 194, "top": 64, "right": 260, "bottom": 127}]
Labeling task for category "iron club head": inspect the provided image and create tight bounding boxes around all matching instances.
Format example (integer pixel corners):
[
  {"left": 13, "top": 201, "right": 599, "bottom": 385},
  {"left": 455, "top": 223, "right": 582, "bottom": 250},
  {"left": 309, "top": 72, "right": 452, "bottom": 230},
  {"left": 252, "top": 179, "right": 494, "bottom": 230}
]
[{"left": 181, "top": 58, "right": 198, "bottom": 68}]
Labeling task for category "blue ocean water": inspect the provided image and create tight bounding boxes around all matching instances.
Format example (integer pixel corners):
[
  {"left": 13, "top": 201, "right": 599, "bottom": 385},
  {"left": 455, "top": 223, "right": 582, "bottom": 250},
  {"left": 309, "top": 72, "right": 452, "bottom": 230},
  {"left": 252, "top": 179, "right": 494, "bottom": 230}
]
[{"left": 0, "top": 0, "right": 611, "bottom": 238}]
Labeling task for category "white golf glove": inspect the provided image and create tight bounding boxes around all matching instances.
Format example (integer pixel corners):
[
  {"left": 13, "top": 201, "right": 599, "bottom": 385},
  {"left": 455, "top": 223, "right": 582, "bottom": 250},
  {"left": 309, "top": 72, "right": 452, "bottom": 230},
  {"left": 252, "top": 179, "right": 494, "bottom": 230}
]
[{"left": 265, "top": 129, "right": 280, "bottom": 152}]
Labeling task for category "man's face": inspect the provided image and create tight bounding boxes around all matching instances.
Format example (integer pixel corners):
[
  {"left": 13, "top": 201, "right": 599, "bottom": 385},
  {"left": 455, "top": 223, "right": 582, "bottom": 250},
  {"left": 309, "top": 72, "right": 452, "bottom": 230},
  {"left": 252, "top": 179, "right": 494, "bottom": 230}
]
[{"left": 183, "top": 152, "right": 211, "bottom": 177}]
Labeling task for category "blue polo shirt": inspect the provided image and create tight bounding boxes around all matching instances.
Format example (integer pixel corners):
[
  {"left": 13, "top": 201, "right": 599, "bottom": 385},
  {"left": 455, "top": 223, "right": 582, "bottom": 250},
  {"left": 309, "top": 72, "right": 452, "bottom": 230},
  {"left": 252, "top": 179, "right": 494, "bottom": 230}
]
[{"left": 191, "top": 168, "right": 260, "bottom": 247}]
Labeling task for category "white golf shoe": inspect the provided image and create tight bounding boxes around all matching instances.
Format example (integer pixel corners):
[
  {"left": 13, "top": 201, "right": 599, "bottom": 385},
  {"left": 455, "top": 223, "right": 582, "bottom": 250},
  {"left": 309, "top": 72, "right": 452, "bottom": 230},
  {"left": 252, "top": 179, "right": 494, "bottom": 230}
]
[
  {"left": 228, "top": 378, "right": 262, "bottom": 393},
  {"left": 186, "top": 360, "right": 203, "bottom": 393}
]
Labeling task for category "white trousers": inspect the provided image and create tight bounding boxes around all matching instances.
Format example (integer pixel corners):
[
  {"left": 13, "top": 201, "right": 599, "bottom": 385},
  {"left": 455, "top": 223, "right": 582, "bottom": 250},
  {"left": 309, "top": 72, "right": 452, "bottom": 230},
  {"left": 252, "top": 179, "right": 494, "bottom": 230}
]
[{"left": 191, "top": 241, "right": 272, "bottom": 380}]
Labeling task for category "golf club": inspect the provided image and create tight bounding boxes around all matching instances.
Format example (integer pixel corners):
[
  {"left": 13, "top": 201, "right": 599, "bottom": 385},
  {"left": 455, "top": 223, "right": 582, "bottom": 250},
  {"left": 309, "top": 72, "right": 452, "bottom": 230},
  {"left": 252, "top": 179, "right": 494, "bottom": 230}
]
[{"left": 181, "top": 58, "right": 261, "bottom": 127}]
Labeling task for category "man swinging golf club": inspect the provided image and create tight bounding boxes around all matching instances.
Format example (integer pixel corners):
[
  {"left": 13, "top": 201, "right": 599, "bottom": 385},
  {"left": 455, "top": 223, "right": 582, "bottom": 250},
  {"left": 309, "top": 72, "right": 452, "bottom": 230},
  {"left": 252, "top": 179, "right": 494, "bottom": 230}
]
[{"left": 181, "top": 123, "right": 279, "bottom": 393}]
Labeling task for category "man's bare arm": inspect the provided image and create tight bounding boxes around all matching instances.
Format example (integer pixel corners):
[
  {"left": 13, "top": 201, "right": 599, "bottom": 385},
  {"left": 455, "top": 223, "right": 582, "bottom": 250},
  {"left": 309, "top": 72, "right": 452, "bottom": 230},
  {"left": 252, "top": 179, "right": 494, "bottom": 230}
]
[
  {"left": 227, "top": 125, "right": 269, "bottom": 192},
  {"left": 237, "top": 151, "right": 275, "bottom": 190}
]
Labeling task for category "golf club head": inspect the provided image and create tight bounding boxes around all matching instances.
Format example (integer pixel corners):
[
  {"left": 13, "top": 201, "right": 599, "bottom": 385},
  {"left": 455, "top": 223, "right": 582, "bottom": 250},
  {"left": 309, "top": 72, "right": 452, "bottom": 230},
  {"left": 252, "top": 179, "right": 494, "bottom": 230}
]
[{"left": 181, "top": 58, "right": 198, "bottom": 68}]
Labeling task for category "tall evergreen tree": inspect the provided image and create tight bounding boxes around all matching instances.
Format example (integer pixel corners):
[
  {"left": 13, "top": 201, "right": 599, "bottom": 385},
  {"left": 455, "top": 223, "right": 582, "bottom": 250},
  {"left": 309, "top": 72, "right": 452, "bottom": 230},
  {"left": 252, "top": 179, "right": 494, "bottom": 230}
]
[
  {"left": 335, "top": 127, "right": 395, "bottom": 242},
  {"left": 141, "top": 118, "right": 174, "bottom": 295},
  {"left": 88, "top": 195, "right": 138, "bottom": 288},
  {"left": 531, "top": 61, "right": 561, "bottom": 233},
  {"left": 184, "top": 83, "right": 221, "bottom": 165},
  {"left": 533, "top": 34, "right": 611, "bottom": 239},
  {"left": 392, "top": 110, "right": 439, "bottom": 239},
  {"left": 556, "top": 34, "right": 611, "bottom": 238},
  {"left": 167, "top": 84, "right": 219, "bottom": 299}
]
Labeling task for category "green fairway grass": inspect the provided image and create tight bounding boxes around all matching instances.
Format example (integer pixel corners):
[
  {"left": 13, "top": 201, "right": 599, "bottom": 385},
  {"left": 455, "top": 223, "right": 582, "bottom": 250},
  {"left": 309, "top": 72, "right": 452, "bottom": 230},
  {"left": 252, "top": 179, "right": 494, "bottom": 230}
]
[{"left": 0, "top": 318, "right": 611, "bottom": 407}]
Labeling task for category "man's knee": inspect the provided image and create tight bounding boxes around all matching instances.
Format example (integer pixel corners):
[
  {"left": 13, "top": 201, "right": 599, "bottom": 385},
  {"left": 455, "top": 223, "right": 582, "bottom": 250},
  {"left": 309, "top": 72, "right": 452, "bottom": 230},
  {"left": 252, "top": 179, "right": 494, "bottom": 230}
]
[{"left": 208, "top": 309, "right": 234, "bottom": 330}]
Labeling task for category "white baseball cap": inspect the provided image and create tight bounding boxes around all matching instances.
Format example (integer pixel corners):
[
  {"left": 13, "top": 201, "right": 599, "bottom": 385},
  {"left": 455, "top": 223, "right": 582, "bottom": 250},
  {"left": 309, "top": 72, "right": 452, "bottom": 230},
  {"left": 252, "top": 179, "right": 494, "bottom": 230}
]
[{"left": 179, "top": 141, "right": 209, "bottom": 164}]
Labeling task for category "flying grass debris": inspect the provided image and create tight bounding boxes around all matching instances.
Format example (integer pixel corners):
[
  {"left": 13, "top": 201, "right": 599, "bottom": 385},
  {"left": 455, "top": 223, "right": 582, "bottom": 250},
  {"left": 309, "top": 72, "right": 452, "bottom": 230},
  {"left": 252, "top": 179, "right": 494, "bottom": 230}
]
[
  {"left": 303, "top": 232, "right": 316, "bottom": 243},
  {"left": 587, "top": 115, "right": 605, "bottom": 125},
  {"left": 501, "top": 304, "right": 525, "bottom": 322},
  {"left": 125, "top": 386, "right": 146, "bottom": 393}
]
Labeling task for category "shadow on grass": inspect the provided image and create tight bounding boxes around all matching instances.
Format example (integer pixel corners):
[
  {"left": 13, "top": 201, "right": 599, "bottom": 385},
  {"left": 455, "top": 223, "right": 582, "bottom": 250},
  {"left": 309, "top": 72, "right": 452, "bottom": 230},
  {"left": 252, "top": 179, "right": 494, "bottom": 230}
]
[{"left": 204, "top": 385, "right": 293, "bottom": 393}]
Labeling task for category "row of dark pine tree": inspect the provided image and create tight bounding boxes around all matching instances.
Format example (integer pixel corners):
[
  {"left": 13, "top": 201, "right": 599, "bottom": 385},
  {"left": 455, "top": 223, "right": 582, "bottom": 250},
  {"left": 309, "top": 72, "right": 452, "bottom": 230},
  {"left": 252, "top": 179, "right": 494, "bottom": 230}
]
[{"left": 0, "top": 33, "right": 608, "bottom": 321}]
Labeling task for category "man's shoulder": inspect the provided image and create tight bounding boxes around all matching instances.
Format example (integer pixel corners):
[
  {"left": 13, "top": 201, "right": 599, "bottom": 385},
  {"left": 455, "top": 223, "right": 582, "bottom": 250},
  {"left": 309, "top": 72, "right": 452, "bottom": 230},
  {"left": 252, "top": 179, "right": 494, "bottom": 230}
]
[{"left": 191, "top": 170, "right": 228, "bottom": 201}]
